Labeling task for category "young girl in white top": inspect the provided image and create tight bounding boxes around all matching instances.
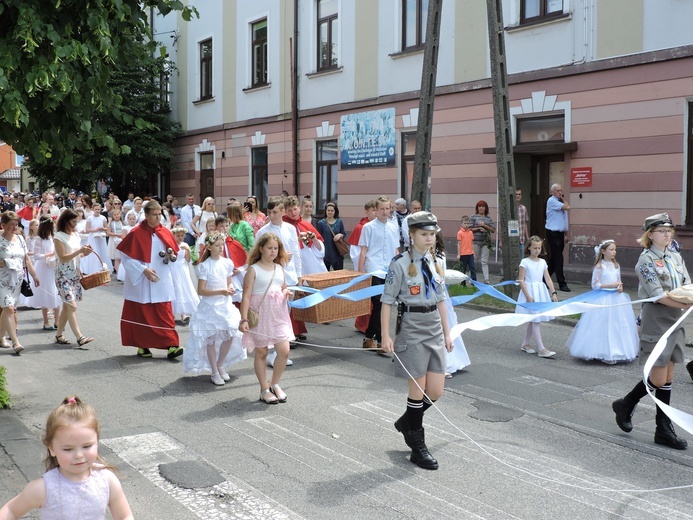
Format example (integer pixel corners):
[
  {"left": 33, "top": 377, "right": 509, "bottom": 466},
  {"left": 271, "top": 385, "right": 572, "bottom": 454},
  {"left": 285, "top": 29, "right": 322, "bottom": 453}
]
[
  {"left": 33, "top": 217, "right": 61, "bottom": 330},
  {"left": 0, "top": 396, "right": 133, "bottom": 520},
  {"left": 18, "top": 219, "right": 40, "bottom": 309},
  {"left": 183, "top": 232, "right": 245, "bottom": 386},
  {"left": 116, "top": 213, "right": 138, "bottom": 282},
  {"left": 75, "top": 209, "right": 89, "bottom": 247},
  {"left": 516, "top": 236, "right": 559, "bottom": 358},
  {"left": 195, "top": 218, "right": 216, "bottom": 255},
  {"left": 239, "top": 233, "right": 295, "bottom": 404},
  {"left": 81, "top": 203, "right": 109, "bottom": 276},
  {"left": 106, "top": 209, "right": 124, "bottom": 274},
  {"left": 170, "top": 226, "right": 199, "bottom": 325},
  {"left": 567, "top": 240, "right": 639, "bottom": 363}
]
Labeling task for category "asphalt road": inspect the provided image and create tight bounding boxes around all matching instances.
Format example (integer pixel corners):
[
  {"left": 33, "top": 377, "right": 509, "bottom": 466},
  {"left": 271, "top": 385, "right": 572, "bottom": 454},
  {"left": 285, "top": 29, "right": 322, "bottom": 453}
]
[{"left": 1, "top": 280, "right": 693, "bottom": 519}]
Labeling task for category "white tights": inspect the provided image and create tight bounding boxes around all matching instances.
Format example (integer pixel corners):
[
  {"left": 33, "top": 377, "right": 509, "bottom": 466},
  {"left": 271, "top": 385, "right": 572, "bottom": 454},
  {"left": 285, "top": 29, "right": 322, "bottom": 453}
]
[
  {"left": 522, "top": 322, "right": 545, "bottom": 350},
  {"left": 207, "top": 340, "right": 232, "bottom": 375}
]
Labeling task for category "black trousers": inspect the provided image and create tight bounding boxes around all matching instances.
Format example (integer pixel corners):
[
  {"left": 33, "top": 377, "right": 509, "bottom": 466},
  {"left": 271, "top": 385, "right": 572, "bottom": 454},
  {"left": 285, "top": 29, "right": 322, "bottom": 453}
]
[
  {"left": 546, "top": 229, "right": 566, "bottom": 286},
  {"left": 365, "top": 276, "right": 385, "bottom": 342}
]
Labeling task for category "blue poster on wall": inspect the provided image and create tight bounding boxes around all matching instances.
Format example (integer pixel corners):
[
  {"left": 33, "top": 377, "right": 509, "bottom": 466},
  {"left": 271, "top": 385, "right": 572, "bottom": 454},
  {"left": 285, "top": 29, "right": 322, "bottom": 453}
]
[{"left": 340, "top": 107, "right": 396, "bottom": 169}]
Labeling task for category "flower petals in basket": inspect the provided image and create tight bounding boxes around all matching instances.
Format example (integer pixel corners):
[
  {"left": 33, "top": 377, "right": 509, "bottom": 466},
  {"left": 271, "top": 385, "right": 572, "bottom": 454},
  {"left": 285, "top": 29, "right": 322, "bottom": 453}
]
[
  {"left": 667, "top": 284, "right": 693, "bottom": 304},
  {"left": 80, "top": 251, "right": 111, "bottom": 290}
]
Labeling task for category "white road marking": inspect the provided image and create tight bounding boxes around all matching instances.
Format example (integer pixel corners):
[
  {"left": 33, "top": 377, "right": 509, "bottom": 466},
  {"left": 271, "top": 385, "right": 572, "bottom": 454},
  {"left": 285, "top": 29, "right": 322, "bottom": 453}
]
[{"left": 103, "top": 432, "right": 299, "bottom": 520}]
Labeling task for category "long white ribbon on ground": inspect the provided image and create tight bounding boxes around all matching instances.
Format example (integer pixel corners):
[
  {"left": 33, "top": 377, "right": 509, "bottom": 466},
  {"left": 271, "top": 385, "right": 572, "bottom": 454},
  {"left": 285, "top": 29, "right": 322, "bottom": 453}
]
[{"left": 642, "top": 305, "right": 693, "bottom": 435}]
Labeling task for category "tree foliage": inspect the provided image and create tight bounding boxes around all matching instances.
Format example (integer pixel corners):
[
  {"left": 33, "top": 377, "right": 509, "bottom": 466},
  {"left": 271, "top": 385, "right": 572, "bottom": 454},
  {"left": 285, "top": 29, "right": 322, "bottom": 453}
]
[
  {"left": 0, "top": 0, "right": 196, "bottom": 169},
  {"left": 30, "top": 35, "right": 182, "bottom": 196}
]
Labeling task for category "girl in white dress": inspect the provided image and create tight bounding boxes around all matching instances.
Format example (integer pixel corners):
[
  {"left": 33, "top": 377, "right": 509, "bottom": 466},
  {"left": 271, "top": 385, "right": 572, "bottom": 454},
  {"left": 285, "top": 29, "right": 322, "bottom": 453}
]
[
  {"left": 75, "top": 209, "right": 89, "bottom": 247},
  {"left": 18, "top": 219, "right": 40, "bottom": 309},
  {"left": 567, "top": 240, "right": 638, "bottom": 363},
  {"left": 81, "top": 203, "right": 109, "bottom": 276},
  {"left": 434, "top": 234, "right": 470, "bottom": 377},
  {"left": 116, "top": 213, "right": 137, "bottom": 282},
  {"left": 183, "top": 232, "right": 245, "bottom": 386},
  {"left": 171, "top": 226, "right": 199, "bottom": 324},
  {"left": 239, "top": 233, "right": 295, "bottom": 404},
  {"left": 106, "top": 209, "right": 124, "bottom": 274},
  {"left": 516, "top": 236, "right": 559, "bottom": 358},
  {"left": 33, "top": 217, "right": 61, "bottom": 329}
]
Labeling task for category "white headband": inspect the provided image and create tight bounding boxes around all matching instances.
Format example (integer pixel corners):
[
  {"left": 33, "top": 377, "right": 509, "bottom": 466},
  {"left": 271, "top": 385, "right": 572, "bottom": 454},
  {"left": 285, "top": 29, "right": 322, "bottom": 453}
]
[{"left": 594, "top": 239, "right": 615, "bottom": 259}]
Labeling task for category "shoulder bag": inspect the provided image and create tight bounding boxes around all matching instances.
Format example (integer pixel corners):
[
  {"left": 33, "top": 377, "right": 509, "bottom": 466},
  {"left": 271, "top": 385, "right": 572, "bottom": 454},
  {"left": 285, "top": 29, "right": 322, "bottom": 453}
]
[
  {"left": 325, "top": 219, "right": 349, "bottom": 257},
  {"left": 247, "top": 264, "right": 276, "bottom": 328}
]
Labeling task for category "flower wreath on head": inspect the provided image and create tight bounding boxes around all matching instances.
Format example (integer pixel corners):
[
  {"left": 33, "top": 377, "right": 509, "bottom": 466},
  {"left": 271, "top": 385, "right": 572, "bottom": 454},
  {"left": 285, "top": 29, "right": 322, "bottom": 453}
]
[{"left": 594, "top": 239, "right": 615, "bottom": 259}]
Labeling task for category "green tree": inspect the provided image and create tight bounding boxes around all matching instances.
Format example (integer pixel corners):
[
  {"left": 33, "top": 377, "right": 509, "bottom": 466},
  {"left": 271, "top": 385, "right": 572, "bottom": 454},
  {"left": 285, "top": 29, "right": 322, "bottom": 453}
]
[
  {"left": 0, "top": 0, "right": 195, "bottom": 168},
  {"left": 30, "top": 35, "right": 182, "bottom": 196}
]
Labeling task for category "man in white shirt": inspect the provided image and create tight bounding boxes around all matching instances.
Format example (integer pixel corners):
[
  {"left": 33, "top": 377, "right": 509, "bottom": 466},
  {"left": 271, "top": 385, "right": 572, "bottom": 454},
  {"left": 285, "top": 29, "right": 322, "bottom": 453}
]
[
  {"left": 179, "top": 193, "right": 202, "bottom": 247},
  {"left": 358, "top": 195, "right": 399, "bottom": 351}
]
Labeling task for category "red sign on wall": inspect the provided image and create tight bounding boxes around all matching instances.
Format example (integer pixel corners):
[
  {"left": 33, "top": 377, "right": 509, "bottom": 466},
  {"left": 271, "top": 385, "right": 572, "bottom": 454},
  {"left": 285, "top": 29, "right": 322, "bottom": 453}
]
[{"left": 571, "top": 167, "right": 592, "bottom": 187}]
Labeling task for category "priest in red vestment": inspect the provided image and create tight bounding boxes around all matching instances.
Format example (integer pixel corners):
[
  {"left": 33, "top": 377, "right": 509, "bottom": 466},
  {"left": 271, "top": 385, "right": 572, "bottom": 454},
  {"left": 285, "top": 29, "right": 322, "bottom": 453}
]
[{"left": 117, "top": 200, "right": 183, "bottom": 359}]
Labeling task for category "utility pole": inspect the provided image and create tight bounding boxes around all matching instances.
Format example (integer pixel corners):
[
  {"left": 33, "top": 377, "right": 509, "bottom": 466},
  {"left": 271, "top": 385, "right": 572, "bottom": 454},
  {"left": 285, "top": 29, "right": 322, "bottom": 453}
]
[
  {"left": 486, "top": 0, "right": 520, "bottom": 295},
  {"left": 410, "top": 0, "right": 443, "bottom": 210}
]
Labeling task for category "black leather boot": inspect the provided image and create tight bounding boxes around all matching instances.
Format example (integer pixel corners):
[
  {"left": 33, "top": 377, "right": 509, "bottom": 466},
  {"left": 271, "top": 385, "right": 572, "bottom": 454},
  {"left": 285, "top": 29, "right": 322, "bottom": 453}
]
[
  {"left": 655, "top": 414, "right": 688, "bottom": 450},
  {"left": 394, "top": 414, "right": 414, "bottom": 449},
  {"left": 409, "top": 428, "right": 438, "bottom": 470},
  {"left": 612, "top": 398, "right": 636, "bottom": 433}
]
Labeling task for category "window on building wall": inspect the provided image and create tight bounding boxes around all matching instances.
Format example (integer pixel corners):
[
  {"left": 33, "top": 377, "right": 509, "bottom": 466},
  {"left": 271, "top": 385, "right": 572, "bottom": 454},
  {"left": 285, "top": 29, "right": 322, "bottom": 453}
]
[
  {"left": 251, "top": 147, "right": 268, "bottom": 209},
  {"left": 400, "top": 132, "right": 416, "bottom": 201},
  {"left": 252, "top": 19, "right": 268, "bottom": 87},
  {"left": 317, "top": 0, "right": 338, "bottom": 71},
  {"left": 521, "top": 0, "right": 563, "bottom": 24},
  {"left": 316, "top": 140, "right": 338, "bottom": 211},
  {"left": 200, "top": 39, "right": 213, "bottom": 100},
  {"left": 402, "top": 0, "right": 428, "bottom": 51},
  {"left": 516, "top": 115, "right": 565, "bottom": 144},
  {"left": 686, "top": 102, "right": 693, "bottom": 226}
]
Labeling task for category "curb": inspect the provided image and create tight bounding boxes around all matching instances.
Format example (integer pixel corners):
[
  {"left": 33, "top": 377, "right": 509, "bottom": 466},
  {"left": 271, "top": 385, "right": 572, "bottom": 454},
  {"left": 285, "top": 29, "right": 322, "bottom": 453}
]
[{"left": 0, "top": 408, "right": 45, "bottom": 485}]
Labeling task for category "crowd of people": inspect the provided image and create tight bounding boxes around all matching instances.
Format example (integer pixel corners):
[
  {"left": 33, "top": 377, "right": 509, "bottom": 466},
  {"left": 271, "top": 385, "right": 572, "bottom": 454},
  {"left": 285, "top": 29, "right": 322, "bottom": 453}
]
[{"left": 0, "top": 184, "right": 691, "bottom": 494}]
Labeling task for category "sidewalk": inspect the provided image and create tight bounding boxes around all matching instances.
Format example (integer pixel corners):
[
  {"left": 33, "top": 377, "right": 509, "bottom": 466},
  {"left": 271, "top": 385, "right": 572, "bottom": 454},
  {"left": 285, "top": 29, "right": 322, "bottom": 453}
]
[{"left": 0, "top": 409, "right": 43, "bottom": 516}]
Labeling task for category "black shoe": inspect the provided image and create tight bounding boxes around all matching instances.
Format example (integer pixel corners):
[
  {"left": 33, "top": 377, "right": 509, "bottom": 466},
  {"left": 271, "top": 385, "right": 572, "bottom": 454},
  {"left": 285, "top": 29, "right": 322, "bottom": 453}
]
[
  {"left": 687, "top": 360, "right": 693, "bottom": 382},
  {"left": 655, "top": 416, "right": 688, "bottom": 450},
  {"left": 167, "top": 346, "right": 184, "bottom": 359},
  {"left": 409, "top": 429, "right": 438, "bottom": 470},
  {"left": 296, "top": 334, "right": 307, "bottom": 341},
  {"left": 559, "top": 285, "right": 571, "bottom": 292},
  {"left": 612, "top": 398, "right": 635, "bottom": 433},
  {"left": 394, "top": 415, "right": 414, "bottom": 449}
]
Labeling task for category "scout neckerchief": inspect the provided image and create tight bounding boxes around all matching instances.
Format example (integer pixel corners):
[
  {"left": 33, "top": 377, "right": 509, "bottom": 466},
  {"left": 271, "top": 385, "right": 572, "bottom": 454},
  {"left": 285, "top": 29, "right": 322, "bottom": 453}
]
[{"left": 420, "top": 255, "right": 438, "bottom": 299}]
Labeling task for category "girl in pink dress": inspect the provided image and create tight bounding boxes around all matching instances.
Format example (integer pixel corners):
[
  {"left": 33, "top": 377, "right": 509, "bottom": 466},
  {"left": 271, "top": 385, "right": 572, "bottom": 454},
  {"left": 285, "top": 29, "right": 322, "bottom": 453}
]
[{"left": 239, "top": 233, "right": 295, "bottom": 404}]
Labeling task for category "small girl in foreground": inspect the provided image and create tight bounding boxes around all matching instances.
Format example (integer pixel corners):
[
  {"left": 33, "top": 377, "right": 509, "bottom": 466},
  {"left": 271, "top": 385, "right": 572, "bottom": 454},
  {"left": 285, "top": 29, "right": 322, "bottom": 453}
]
[
  {"left": 380, "top": 212, "right": 453, "bottom": 471},
  {"left": 184, "top": 232, "right": 245, "bottom": 385},
  {"left": 567, "top": 240, "right": 638, "bottom": 363},
  {"left": 0, "top": 396, "right": 133, "bottom": 520},
  {"left": 239, "top": 233, "right": 295, "bottom": 404},
  {"left": 516, "top": 235, "right": 558, "bottom": 358}
]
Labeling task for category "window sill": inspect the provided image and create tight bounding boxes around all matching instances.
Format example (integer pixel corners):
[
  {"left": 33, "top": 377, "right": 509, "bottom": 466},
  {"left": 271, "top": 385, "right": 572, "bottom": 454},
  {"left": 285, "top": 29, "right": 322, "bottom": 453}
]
[
  {"left": 505, "top": 13, "right": 571, "bottom": 32},
  {"left": 193, "top": 97, "right": 215, "bottom": 105},
  {"left": 242, "top": 83, "right": 272, "bottom": 93},
  {"left": 306, "top": 66, "right": 343, "bottom": 79},
  {"left": 389, "top": 47, "right": 425, "bottom": 60}
]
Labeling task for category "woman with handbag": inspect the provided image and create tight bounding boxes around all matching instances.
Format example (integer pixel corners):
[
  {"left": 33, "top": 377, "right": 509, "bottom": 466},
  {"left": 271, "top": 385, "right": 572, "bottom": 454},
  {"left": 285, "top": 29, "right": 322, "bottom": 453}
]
[
  {"left": 316, "top": 201, "right": 348, "bottom": 271},
  {"left": 0, "top": 211, "right": 40, "bottom": 354},
  {"left": 53, "top": 209, "right": 95, "bottom": 347}
]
